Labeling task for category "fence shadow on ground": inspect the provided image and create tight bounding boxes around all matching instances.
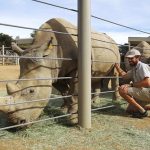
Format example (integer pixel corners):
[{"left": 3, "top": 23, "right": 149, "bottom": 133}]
[
  {"left": 43, "top": 98, "right": 72, "bottom": 126},
  {"left": 92, "top": 102, "right": 128, "bottom": 118},
  {"left": 43, "top": 93, "right": 129, "bottom": 127},
  {"left": 91, "top": 92, "right": 129, "bottom": 118}
]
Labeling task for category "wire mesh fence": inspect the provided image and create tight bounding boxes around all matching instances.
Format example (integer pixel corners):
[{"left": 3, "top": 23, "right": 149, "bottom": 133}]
[{"left": 0, "top": 46, "right": 19, "bottom": 65}]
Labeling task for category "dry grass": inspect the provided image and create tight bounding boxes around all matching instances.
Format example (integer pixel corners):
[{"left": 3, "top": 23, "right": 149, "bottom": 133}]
[{"left": 0, "top": 96, "right": 150, "bottom": 150}]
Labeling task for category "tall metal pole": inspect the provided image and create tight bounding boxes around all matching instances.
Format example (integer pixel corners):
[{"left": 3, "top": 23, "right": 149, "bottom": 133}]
[{"left": 78, "top": 0, "right": 91, "bottom": 128}]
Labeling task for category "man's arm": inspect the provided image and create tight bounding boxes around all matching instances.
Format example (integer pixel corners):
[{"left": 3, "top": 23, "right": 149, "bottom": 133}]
[
  {"left": 114, "top": 63, "right": 127, "bottom": 76},
  {"left": 133, "top": 77, "right": 150, "bottom": 88}
]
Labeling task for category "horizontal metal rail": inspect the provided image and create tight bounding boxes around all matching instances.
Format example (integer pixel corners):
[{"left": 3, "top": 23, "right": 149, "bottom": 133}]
[
  {"left": 0, "top": 102, "right": 123, "bottom": 131},
  {"left": 0, "top": 54, "right": 123, "bottom": 63},
  {"left": 0, "top": 27, "right": 149, "bottom": 51},
  {"left": 91, "top": 105, "right": 115, "bottom": 111},
  {"left": 92, "top": 60, "right": 119, "bottom": 63},
  {"left": 92, "top": 15, "right": 150, "bottom": 35},
  {"left": 91, "top": 90, "right": 116, "bottom": 95},
  {"left": 0, "top": 55, "right": 73, "bottom": 60},
  {"left": 0, "top": 113, "right": 71, "bottom": 131},
  {"left": 32, "top": 0, "right": 77, "bottom": 12},
  {"left": 0, "top": 53, "right": 149, "bottom": 64},
  {"left": 0, "top": 76, "right": 122, "bottom": 83},
  {"left": 92, "top": 38, "right": 150, "bottom": 51},
  {"left": 0, "top": 95, "right": 72, "bottom": 107},
  {"left": 0, "top": 77, "right": 73, "bottom": 83},
  {"left": 0, "top": 23, "right": 77, "bottom": 36},
  {"left": 0, "top": 90, "right": 116, "bottom": 107},
  {"left": 1, "top": 54, "right": 149, "bottom": 65},
  {"left": 92, "top": 76, "right": 122, "bottom": 79},
  {"left": 32, "top": 0, "right": 150, "bottom": 35},
  {"left": 0, "top": 47, "right": 11, "bottom": 49}
]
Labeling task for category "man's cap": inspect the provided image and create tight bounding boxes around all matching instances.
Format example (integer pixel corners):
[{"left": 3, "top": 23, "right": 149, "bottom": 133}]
[{"left": 125, "top": 49, "right": 141, "bottom": 58}]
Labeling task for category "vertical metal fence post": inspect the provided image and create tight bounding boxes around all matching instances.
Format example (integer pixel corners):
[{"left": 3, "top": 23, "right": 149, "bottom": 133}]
[
  {"left": 78, "top": 0, "right": 91, "bottom": 128},
  {"left": 15, "top": 53, "right": 19, "bottom": 65},
  {"left": 2, "top": 45, "right": 5, "bottom": 65}
]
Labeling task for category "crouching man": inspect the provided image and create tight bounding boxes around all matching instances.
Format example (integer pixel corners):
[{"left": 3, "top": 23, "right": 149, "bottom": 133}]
[{"left": 115, "top": 49, "right": 150, "bottom": 118}]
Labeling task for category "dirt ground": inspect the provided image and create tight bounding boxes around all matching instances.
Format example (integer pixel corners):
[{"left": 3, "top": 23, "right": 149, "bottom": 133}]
[
  {"left": 0, "top": 65, "right": 150, "bottom": 150},
  {"left": 0, "top": 65, "right": 20, "bottom": 90}
]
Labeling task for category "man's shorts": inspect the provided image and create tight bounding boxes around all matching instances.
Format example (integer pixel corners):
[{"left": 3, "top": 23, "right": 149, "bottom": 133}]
[{"left": 128, "top": 87, "right": 150, "bottom": 102}]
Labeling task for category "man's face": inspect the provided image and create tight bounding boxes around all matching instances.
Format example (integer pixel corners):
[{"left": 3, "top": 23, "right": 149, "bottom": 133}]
[{"left": 128, "top": 56, "right": 139, "bottom": 66}]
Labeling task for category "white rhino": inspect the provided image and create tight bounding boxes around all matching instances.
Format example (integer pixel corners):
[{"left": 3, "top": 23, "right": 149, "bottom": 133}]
[{"left": 0, "top": 18, "right": 120, "bottom": 129}]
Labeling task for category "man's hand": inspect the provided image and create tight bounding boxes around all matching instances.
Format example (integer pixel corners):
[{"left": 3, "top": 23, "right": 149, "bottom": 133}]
[
  {"left": 118, "top": 84, "right": 130, "bottom": 94},
  {"left": 114, "top": 63, "right": 119, "bottom": 68},
  {"left": 114, "top": 63, "right": 127, "bottom": 76}
]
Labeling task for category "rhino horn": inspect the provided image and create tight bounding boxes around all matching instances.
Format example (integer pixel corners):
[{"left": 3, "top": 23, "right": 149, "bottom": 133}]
[
  {"left": 11, "top": 42, "right": 24, "bottom": 56},
  {"left": 6, "top": 83, "right": 20, "bottom": 95},
  {"left": 0, "top": 96, "right": 15, "bottom": 113}
]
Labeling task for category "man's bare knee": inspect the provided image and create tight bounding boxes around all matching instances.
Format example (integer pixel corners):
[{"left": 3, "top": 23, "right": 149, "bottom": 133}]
[{"left": 118, "top": 87, "right": 127, "bottom": 97}]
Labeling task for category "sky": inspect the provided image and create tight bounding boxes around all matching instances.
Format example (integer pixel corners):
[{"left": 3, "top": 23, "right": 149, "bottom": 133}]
[{"left": 0, "top": 0, "right": 150, "bottom": 44}]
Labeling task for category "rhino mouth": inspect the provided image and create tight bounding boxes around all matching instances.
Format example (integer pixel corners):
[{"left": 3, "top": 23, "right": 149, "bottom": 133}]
[
  {"left": 7, "top": 116, "right": 28, "bottom": 131},
  {"left": 6, "top": 106, "right": 45, "bottom": 130}
]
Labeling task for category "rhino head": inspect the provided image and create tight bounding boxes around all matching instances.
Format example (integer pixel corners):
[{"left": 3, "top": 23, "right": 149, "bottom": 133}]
[{"left": 0, "top": 40, "right": 58, "bottom": 129}]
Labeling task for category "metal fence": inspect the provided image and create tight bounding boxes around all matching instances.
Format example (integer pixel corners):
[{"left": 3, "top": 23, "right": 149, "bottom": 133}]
[
  {"left": 0, "top": 45, "right": 19, "bottom": 65},
  {"left": 0, "top": 0, "right": 149, "bottom": 131}
]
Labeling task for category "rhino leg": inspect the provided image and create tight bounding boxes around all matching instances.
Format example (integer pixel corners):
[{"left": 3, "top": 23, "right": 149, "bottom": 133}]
[
  {"left": 60, "top": 98, "right": 69, "bottom": 113},
  {"left": 104, "top": 67, "right": 120, "bottom": 100},
  {"left": 67, "top": 95, "right": 78, "bottom": 124},
  {"left": 52, "top": 81, "right": 70, "bottom": 113},
  {"left": 91, "top": 81, "right": 101, "bottom": 104},
  {"left": 111, "top": 72, "right": 120, "bottom": 100},
  {"left": 101, "top": 78, "right": 110, "bottom": 91},
  {"left": 66, "top": 72, "right": 79, "bottom": 125}
]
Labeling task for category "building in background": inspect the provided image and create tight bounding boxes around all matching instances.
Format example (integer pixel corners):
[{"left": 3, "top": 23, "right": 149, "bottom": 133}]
[
  {"left": 128, "top": 36, "right": 150, "bottom": 50},
  {"left": 15, "top": 37, "right": 33, "bottom": 49}
]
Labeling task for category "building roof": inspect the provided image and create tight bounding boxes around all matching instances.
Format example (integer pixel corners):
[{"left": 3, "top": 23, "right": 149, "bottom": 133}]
[
  {"left": 128, "top": 36, "right": 150, "bottom": 46},
  {"left": 15, "top": 38, "right": 33, "bottom": 45}
]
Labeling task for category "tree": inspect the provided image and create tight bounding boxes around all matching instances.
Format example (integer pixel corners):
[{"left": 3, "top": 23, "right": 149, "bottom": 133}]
[{"left": 0, "top": 33, "right": 13, "bottom": 47}]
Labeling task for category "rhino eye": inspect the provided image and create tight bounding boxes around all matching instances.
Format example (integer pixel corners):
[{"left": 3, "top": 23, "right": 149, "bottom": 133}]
[{"left": 29, "top": 89, "right": 35, "bottom": 93}]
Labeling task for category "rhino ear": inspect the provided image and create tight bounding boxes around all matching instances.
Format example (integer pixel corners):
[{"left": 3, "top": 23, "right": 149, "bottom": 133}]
[
  {"left": 43, "top": 38, "right": 54, "bottom": 57},
  {"left": 40, "top": 42, "right": 49, "bottom": 52}
]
